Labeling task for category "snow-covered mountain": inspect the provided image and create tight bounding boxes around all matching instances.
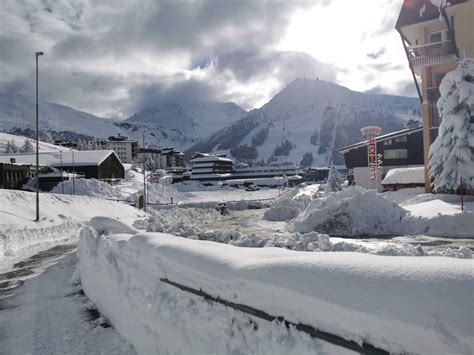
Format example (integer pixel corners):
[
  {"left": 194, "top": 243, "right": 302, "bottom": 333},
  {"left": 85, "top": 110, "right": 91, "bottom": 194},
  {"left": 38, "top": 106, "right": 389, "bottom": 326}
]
[
  {"left": 0, "top": 93, "right": 246, "bottom": 149},
  {"left": 187, "top": 78, "right": 421, "bottom": 166},
  {"left": 121, "top": 102, "right": 247, "bottom": 147}
]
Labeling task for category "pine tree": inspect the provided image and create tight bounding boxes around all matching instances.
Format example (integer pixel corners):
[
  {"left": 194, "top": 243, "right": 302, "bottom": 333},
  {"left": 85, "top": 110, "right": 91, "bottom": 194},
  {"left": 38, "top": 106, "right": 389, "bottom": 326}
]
[
  {"left": 20, "top": 139, "right": 35, "bottom": 153},
  {"left": 429, "top": 59, "right": 474, "bottom": 192},
  {"left": 5, "top": 139, "right": 19, "bottom": 153},
  {"left": 325, "top": 162, "right": 342, "bottom": 193}
]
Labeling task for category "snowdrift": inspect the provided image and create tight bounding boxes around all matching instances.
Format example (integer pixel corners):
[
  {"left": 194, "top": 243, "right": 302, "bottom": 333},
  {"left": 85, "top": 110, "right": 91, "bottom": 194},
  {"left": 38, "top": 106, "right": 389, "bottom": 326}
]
[
  {"left": 51, "top": 178, "right": 121, "bottom": 198},
  {"left": 293, "top": 187, "right": 408, "bottom": 236},
  {"left": 78, "top": 219, "right": 473, "bottom": 355}
]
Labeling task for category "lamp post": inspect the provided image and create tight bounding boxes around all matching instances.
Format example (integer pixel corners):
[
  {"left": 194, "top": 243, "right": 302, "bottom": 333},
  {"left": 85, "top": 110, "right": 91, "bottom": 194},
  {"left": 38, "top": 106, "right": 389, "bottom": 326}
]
[
  {"left": 142, "top": 131, "right": 147, "bottom": 212},
  {"left": 35, "top": 51, "right": 44, "bottom": 222}
]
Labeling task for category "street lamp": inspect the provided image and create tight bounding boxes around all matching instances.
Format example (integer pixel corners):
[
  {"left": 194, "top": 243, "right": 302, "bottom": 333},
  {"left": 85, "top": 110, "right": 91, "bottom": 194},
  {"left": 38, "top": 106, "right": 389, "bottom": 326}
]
[{"left": 35, "top": 51, "right": 44, "bottom": 222}]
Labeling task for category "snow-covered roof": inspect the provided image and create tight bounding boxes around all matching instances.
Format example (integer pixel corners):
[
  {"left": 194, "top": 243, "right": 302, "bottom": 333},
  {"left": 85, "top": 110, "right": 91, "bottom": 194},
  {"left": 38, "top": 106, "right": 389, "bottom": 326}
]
[
  {"left": 0, "top": 150, "right": 120, "bottom": 167},
  {"left": 395, "top": 0, "right": 467, "bottom": 31},
  {"left": 382, "top": 167, "right": 425, "bottom": 185},
  {"left": 337, "top": 126, "right": 423, "bottom": 153},
  {"left": 190, "top": 155, "right": 234, "bottom": 163}
]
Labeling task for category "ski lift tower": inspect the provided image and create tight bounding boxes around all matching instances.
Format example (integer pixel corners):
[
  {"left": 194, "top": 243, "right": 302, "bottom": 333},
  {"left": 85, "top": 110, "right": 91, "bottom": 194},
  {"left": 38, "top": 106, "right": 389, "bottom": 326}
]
[{"left": 360, "top": 126, "right": 382, "bottom": 190}]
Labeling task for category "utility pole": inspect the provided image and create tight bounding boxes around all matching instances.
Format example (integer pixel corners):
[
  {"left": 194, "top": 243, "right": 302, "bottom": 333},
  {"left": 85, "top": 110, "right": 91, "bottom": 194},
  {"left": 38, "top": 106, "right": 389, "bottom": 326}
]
[
  {"left": 72, "top": 149, "right": 75, "bottom": 195},
  {"left": 143, "top": 131, "right": 147, "bottom": 211},
  {"left": 60, "top": 150, "right": 64, "bottom": 194},
  {"left": 35, "top": 51, "right": 44, "bottom": 222}
]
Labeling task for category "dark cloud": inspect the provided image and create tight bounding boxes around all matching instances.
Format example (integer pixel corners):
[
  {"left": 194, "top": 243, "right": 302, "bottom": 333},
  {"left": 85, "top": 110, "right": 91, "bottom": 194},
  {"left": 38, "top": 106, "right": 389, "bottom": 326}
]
[
  {"left": 365, "top": 79, "right": 418, "bottom": 98},
  {"left": 2, "top": 0, "right": 332, "bottom": 117}
]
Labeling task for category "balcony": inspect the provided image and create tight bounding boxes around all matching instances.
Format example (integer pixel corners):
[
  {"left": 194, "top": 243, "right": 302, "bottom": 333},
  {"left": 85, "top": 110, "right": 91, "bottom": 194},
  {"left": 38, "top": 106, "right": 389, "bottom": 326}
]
[{"left": 407, "top": 40, "right": 456, "bottom": 69}]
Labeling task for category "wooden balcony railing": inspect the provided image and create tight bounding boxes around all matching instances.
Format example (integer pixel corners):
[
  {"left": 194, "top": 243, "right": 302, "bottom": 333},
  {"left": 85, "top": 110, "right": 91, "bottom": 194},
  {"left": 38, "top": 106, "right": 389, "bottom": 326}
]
[{"left": 407, "top": 40, "right": 456, "bottom": 68}]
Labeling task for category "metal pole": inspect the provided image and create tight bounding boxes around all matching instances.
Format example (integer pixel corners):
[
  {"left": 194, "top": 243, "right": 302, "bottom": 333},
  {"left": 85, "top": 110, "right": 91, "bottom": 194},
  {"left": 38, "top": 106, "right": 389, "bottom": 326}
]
[
  {"left": 72, "top": 149, "right": 75, "bottom": 195},
  {"left": 35, "top": 51, "right": 44, "bottom": 221},
  {"left": 60, "top": 150, "right": 64, "bottom": 194},
  {"left": 460, "top": 177, "right": 464, "bottom": 212},
  {"left": 143, "top": 131, "right": 146, "bottom": 211}
]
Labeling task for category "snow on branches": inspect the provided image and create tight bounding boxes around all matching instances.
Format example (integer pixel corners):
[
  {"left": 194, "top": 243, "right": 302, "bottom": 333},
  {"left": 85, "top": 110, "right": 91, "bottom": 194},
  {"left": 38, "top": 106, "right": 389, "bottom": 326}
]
[
  {"left": 325, "top": 162, "right": 342, "bottom": 193},
  {"left": 429, "top": 59, "right": 474, "bottom": 192}
]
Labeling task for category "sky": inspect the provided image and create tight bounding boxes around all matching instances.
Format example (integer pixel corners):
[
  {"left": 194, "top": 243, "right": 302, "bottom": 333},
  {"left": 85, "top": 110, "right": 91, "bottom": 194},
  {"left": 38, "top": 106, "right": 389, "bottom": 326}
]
[{"left": 0, "top": 0, "right": 416, "bottom": 119}]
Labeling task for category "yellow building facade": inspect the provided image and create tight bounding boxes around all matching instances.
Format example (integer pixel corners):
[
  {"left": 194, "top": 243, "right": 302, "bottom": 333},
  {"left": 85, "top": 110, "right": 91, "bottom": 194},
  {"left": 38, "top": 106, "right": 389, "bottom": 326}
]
[{"left": 396, "top": 0, "right": 474, "bottom": 191}]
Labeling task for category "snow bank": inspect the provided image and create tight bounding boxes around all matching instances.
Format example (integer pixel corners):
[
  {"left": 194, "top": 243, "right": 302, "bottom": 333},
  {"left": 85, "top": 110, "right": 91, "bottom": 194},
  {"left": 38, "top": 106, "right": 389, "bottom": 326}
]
[
  {"left": 0, "top": 222, "right": 80, "bottom": 259},
  {"left": 0, "top": 189, "right": 146, "bottom": 263},
  {"left": 264, "top": 187, "right": 312, "bottom": 221},
  {"left": 78, "top": 225, "right": 473, "bottom": 355},
  {"left": 293, "top": 187, "right": 408, "bottom": 236},
  {"left": 51, "top": 178, "right": 121, "bottom": 198},
  {"left": 382, "top": 166, "right": 424, "bottom": 185}
]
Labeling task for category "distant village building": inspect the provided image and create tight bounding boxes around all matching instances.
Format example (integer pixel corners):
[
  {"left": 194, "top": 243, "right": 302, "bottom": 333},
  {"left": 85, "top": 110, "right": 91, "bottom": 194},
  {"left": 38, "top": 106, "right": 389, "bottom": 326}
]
[
  {"left": 137, "top": 147, "right": 186, "bottom": 171},
  {"left": 0, "top": 150, "right": 125, "bottom": 184},
  {"left": 337, "top": 122, "right": 424, "bottom": 191},
  {"left": 189, "top": 153, "right": 301, "bottom": 185},
  {"left": 105, "top": 135, "right": 138, "bottom": 163},
  {"left": 0, "top": 162, "right": 32, "bottom": 190},
  {"left": 303, "top": 166, "right": 347, "bottom": 183}
]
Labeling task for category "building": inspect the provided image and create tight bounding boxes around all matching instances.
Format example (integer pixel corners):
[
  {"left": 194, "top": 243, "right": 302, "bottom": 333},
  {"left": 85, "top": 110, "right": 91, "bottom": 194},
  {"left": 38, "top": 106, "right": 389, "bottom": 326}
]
[
  {"left": 381, "top": 167, "right": 425, "bottom": 191},
  {"left": 337, "top": 122, "right": 424, "bottom": 191},
  {"left": 105, "top": 135, "right": 138, "bottom": 163},
  {"left": 0, "top": 162, "right": 32, "bottom": 189},
  {"left": 303, "top": 166, "right": 347, "bottom": 183},
  {"left": 396, "top": 0, "right": 474, "bottom": 191},
  {"left": 137, "top": 147, "right": 162, "bottom": 165},
  {"left": 160, "top": 148, "right": 186, "bottom": 170},
  {"left": 189, "top": 153, "right": 301, "bottom": 185},
  {"left": 0, "top": 150, "right": 125, "bottom": 181},
  {"left": 190, "top": 153, "right": 234, "bottom": 181}
]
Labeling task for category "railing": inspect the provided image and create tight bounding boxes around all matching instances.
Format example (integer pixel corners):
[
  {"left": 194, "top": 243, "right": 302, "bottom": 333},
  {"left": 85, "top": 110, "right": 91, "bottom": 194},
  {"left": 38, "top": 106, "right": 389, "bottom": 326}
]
[{"left": 407, "top": 40, "right": 456, "bottom": 68}]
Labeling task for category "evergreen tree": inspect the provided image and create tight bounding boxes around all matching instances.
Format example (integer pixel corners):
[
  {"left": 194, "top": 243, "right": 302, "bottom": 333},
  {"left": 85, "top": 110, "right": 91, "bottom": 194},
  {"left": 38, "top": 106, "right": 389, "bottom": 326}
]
[
  {"left": 429, "top": 59, "right": 474, "bottom": 192},
  {"left": 20, "top": 139, "right": 35, "bottom": 153},
  {"left": 300, "top": 152, "right": 313, "bottom": 167},
  {"left": 325, "top": 162, "right": 342, "bottom": 193},
  {"left": 5, "top": 139, "right": 19, "bottom": 153},
  {"left": 146, "top": 157, "right": 157, "bottom": 172}
]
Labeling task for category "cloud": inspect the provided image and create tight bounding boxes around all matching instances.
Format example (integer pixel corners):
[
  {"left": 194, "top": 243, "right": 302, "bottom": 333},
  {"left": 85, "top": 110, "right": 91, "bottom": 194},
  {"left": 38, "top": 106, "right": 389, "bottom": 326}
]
[
  {"left": 365, "top": 79, "right": 419, "bottom": 98},
  {"left": 366, "top": 47, "right": 386, "bottom": 60},
  {"left": 1, "top": 0, "right": 328, "bottom": 117}
]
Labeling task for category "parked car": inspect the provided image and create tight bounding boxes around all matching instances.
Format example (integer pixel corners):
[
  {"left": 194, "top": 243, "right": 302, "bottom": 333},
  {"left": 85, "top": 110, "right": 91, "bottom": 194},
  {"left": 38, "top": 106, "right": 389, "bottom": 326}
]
[{"left": 245, "top": 184, "right": 260, "bottom": 191}]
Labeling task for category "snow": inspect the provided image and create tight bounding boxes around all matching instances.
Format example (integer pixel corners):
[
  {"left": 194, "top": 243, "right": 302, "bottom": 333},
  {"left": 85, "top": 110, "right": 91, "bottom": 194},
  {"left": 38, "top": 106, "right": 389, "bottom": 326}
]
[
  {"left": 429, "top": 59, "right": 474, "bottom": 192},
  {"left": 50, "top": 178, "right": 121, "bottom": 198},
  {"left": 293, "top": 187, "right": 408, "bottom": 236},
  {"left": 78, "top": 222, "right": 474, "bottom": 355},
  {"left": 0, "top": 189, "right": 145, "bottom": 265},
  {"left": 0, "top": 150, "right": 119, "bottom": 167},
  {"left": 0, "top": 132, "right": 70, "bottom": 153},
  {"left": 0, "top": 253, "right": 135, "bottom": 354},
  {"left": 381, "top": 166, "right": 424, "bottom": 185}
]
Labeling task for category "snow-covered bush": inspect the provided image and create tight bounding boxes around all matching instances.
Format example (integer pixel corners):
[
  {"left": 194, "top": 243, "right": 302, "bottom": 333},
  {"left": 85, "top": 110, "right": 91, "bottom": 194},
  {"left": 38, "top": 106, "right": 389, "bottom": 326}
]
[
  {"left": 429, "top": 59, "right": 474, "bottom": 192},
  {"left": 325, "top": 162, "right": 342, "bottom": 193},
  {"left": 292, "top": 186, "right": 408, "bottom": 236},
  {"left": 4, "top": 139, "right": 19, "bottom": 153}
]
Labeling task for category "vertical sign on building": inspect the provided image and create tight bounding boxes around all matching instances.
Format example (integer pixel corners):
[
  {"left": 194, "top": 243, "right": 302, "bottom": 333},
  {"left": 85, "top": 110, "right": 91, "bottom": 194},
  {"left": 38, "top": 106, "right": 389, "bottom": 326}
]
[{"left": 360, "top": 126, "right": 382, "bottom": 189}]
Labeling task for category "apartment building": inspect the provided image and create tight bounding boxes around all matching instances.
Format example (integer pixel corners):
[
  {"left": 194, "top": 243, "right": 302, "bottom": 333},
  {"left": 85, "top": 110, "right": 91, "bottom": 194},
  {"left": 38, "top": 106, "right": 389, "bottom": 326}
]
[
  {"left": 105, "top": 135, "right": 138, "bottom": 164},
  {"left": 396, "top": 0, "right": 474, "bottom": 191}
]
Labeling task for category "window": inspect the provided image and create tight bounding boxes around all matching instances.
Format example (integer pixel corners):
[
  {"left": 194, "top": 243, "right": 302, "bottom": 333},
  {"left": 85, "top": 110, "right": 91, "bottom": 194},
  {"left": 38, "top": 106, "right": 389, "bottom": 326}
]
[
  {"left": 384, "top": 149, "right": 408, "bottom": 159},
  {"left": 394, "top": 136, "right": 407, "bottom": 143},
  {"left": 429, "top": 31, "right": 442, "bottom": 43},
  {"left": 383, "top": 139, "right": 392, "bottom": 146}
]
